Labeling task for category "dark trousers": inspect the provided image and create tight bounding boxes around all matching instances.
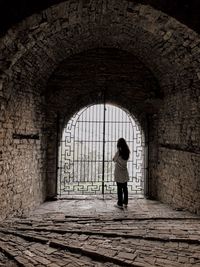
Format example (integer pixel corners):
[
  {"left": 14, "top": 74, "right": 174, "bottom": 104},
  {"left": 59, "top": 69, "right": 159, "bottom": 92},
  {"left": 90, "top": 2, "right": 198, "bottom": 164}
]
[{"left": 117, "top": 182, "right": 128, "bottom": 206}]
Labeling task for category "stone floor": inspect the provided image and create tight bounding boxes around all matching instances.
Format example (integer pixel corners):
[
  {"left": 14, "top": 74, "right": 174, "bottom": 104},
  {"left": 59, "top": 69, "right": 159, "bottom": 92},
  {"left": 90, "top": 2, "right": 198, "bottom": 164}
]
[{"left": 0, "top": 196, "right": 200, "bottom": 266}]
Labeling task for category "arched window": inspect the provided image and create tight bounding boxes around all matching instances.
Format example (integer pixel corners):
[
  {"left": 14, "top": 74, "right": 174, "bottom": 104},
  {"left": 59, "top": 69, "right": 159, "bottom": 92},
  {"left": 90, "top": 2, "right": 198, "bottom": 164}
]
[{"left": 58, "top": 104, "right": 145, "bottom": 196}]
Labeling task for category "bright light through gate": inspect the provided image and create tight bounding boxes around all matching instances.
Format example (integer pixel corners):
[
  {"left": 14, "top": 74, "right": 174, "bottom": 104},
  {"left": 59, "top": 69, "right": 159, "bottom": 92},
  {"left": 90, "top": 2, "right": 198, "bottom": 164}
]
[{"left": 58, "top": 104, "right": 145, "bottom": 195}]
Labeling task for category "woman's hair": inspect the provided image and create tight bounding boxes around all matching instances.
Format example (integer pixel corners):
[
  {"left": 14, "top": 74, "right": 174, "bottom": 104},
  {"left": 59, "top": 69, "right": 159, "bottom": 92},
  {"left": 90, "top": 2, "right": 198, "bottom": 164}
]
[{"left": 117, "top": 138, "right": 130, "bottom": 160}]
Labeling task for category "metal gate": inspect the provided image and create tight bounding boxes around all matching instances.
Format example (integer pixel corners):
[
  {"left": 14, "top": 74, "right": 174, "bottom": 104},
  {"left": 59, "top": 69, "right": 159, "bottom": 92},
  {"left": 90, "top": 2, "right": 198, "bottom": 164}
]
[{"left": 57, "top": 104, "right": 146, "bottom": 196}]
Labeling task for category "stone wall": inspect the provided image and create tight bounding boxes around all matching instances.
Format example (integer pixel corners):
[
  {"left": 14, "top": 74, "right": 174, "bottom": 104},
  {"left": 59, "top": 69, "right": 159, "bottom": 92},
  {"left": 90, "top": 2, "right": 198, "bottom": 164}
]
[
  {"left": 0, "top": 44, "right": 48, "bottom": 220},
  {"left": 0, "top": 83, "right": 46, "bottom": 220},
  {"left": 156, "top": 149, "right": 200, "bottom": 213},
  {"left": 0, "top": 0, "right": 200, "bottom": 218},
  {"left": 150, "top": 86, "right": 200, "bottom": 213}
]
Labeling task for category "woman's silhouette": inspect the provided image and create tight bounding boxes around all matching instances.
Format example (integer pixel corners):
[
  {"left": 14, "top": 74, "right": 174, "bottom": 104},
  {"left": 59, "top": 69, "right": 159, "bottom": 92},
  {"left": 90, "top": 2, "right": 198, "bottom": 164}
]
[{"left": 113, "top": 138, "right": 130, "bottom": 209}]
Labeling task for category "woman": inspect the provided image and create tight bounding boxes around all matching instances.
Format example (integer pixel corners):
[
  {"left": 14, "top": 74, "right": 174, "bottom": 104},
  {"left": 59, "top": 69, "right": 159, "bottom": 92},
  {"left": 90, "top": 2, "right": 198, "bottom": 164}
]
[{"left": 113, "top": 138, "right": 130, "bottom": 209}]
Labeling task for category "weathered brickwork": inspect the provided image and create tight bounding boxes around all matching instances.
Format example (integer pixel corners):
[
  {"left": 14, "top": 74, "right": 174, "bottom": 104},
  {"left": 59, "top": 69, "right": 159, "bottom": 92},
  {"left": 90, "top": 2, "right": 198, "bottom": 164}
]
[
  {"left": 1, "top": 198, "right": 200, "bottom": 267},
  {"left": 150, "top": 87, "right": 200, "bottom": 213},
  {"left": 0, "top": 0, "right": 200, "bottom": 218},
  {"left": 156, "top": 149, "right": 200, "bottom": 213},
  {"left": 0, "top": 72, "right": 47, "bottom": 220}
]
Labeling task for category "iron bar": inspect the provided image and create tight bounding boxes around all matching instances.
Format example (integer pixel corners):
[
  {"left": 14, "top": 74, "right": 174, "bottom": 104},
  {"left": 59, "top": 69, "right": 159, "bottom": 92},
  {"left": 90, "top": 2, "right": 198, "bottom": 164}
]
[
  {"left": 59, "top": 118, "right": 63, "bottom": 196},
  {"left": 102, "top": 91, "right": 106, "bottom": 196},
  {"left": 94, "top": 106, "right": 97, "bottom": 182},
  {"left": 55, "top": 113, "right": 60, "bottom": 197},
  {"left": 72, "top": 118, "right": 75, "bottom": 181},
  {"left": 83, "top": 109, "right": 86, "bottom": 182}
]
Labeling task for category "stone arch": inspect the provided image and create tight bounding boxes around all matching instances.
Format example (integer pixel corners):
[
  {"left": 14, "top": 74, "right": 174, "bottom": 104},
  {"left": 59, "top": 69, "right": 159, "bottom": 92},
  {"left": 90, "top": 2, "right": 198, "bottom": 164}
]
[
  {"left": 45, "top": 47, "right": 160, "bottom": 197},
  {"left": 0, "top": 0, "right": 199, "bottom": 218},
  {"left": 1, "top": 0, "right": 200, "bottom": 99}
]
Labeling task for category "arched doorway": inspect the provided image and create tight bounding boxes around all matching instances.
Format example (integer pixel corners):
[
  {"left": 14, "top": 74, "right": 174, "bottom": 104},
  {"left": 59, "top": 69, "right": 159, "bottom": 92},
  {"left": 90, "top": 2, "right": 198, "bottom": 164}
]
[{"left": 57, "top": 104, "right": 146, "bottom": 196}]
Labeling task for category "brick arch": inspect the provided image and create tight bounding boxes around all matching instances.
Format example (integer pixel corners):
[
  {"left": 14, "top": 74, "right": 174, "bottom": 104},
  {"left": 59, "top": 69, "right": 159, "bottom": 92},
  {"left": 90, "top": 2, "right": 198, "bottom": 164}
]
[
  {"left": 46, "top": 48, "right": 161, "bottom": 116},
  {"left": 45, "top": 46, "right": 161, "bottom": 198},
  {"left": 0, "top": 0, "right": 200, "bottom": 218},
  {"left": 1, "top": 0, "right": 200, "bottom": 100}
]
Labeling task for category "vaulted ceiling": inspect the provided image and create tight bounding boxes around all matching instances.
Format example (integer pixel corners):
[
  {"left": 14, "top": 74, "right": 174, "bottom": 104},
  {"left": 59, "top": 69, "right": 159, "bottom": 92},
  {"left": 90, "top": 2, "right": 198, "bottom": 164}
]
[{"left": 0, "top": 0, "right": 200, "bottom": 36}]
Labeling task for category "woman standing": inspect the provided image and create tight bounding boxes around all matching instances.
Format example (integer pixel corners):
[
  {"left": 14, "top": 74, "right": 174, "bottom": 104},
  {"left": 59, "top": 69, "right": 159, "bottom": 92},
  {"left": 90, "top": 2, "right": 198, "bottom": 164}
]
[{"left": 113, "top": 138, "right": 130, "bottom": 209}]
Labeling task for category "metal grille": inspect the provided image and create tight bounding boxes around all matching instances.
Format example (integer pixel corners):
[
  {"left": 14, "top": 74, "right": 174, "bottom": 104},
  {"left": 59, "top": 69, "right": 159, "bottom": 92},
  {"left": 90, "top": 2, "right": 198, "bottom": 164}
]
[{"left": 58, "top": 104, "right": 145, "bottom": 195}]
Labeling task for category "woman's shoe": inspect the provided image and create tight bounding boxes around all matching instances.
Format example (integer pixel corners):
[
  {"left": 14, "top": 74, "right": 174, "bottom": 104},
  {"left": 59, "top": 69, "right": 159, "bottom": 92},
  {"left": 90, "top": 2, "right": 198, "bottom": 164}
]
[{"left": 114, "top": 204, "right": 123, "bottom": 209}]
